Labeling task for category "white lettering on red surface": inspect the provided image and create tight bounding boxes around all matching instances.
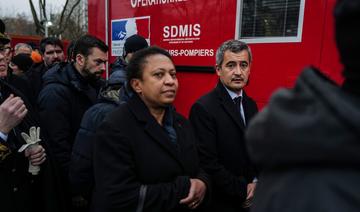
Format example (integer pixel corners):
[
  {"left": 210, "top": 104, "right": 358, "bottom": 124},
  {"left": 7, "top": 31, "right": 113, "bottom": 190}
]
[
  {"left": 130, "top": 0, "right": 187, "bottom": 8},
  {"left": 168, "top": 49, "right": 214, "bottom": 57},
  {"left": 163, "top": 24, "right": 201, "bottom": 38}
]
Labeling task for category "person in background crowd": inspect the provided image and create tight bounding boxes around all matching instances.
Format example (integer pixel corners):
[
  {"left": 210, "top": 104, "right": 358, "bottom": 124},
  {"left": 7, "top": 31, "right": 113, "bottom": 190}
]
[
  {"left": 26, "top": 37, "right": 65, "bottom": 98},
  {"left": 0, "top": 23, "right": 12, "bottom": 67},
  {"left": 92, "top": 46, "right": 209, "bottom": 212},
  {"left": 38, "top": 34, "right": 108, "bottom": 212},
  {"left": 9, "top": 53, "right": 33, "bottom": 77},
  {"left": 245, "top": 0, "right": 360, "bottom": 211},
  {"left": 0, "top": 18, "right": 64, "bottom": 212},
  {"left": 69, "top": 35, "right": 147, "bottom": 208},
  {"left": 110, "top": 34, "right": 149, "bottom": 85},
  {"left": 27, "top": 42, "right": 43, "bottom": 64},
  {"left": 31, "top": 50, "right": 43, "bottom": 64},
  {"left": 14, "top": 43, "right": 33, "bottom": 56},
  {"left": 69, "top": 73, "right": 125, "bottom": 209},
  {"left": 0, "top": 20, "right": 35, "bottom": 107},
  {"left": 0, "top": 35, "right": 12, "bottom": 78},
  {"left": 40, "top": 37, "right": 65, "bottom": 68},
  {"left": 0, "top": 73, "right": 47, "bottom": 212},
  {"left": 189, "top": 39, "right": 258, "bottom": 212}
]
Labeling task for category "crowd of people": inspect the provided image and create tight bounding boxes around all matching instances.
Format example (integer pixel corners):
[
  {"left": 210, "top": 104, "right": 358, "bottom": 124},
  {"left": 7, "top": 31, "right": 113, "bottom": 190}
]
[{"left": 0, "top": 0, "right": 359, "bottom": 211}]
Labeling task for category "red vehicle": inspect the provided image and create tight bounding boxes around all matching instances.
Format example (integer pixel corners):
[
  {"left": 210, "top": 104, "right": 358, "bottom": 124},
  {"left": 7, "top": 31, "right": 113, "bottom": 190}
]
[
  {"left": 88, "top": 0, "right": 343, "bottom": 116},
  {"left": 9, "top": 34, "right": 43, "bottom": 48}
]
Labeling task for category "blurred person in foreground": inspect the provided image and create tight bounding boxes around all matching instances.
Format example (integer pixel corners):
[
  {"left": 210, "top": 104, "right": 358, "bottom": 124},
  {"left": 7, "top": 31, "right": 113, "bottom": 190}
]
[
  {"left": 92, "top": 46, "right": 209, "bottom": 212},
  {"left": 245, "top": 0, "right": 360, "bottom": 211}
]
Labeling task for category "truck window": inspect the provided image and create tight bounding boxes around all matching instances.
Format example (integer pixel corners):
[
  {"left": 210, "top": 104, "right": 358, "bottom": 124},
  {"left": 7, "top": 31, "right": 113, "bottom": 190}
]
[{"left": 236, "top": 0, "right": 305, "bottom": 43}]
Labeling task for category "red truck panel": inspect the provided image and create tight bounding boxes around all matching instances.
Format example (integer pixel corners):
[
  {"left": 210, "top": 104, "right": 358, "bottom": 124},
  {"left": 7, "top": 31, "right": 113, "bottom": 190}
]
[{"left": 88, "top": 0, "right": 343, "bottom": 116}]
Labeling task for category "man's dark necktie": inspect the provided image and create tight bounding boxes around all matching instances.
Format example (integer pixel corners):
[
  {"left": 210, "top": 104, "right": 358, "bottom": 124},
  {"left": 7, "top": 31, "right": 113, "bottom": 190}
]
[{"left": 234, "top": 96, "right": 246, "bottom": 126}]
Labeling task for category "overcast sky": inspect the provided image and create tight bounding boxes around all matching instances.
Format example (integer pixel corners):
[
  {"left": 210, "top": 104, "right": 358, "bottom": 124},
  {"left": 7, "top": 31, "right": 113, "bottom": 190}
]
[{"left": 0, "top": 0, "right": 65, "bottom": 19}]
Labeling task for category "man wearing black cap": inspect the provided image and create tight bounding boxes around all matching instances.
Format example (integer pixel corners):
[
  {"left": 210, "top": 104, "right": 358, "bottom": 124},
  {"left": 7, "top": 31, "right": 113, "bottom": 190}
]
[
  {"left": 245, "top": 0, "right": 360, "bottom": 211},
  {"left": 109, "top": 34, "right": 148, "bottom": 84}
]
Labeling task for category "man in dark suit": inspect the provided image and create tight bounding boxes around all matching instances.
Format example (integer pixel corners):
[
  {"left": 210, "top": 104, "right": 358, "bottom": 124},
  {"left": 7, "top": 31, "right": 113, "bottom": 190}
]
[{"left": 189, "top": 39, "right": 258, "bottom": 212}]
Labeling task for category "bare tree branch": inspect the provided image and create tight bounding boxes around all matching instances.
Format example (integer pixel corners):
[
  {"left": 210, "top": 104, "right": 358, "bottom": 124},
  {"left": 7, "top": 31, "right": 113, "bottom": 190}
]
[
  {"left": 41, "top": 0, "right": 47, "bottom": 20},
  {"left": 28, "top": 0, "right": 43, "bottom": 33},
  {"left": 58, "top": 0, "right": 70, "bottom": 27},
  {"left": 57, "top": 0, "right": 81, "bottom": 35},
  {"left": 26, "top": 0, "right": 87, "bottom": 38}
]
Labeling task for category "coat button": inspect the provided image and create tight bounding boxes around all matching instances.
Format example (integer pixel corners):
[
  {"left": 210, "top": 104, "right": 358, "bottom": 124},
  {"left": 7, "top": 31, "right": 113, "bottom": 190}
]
[{"left": 13, "top": 187, "right": 18, "bottom": 192}]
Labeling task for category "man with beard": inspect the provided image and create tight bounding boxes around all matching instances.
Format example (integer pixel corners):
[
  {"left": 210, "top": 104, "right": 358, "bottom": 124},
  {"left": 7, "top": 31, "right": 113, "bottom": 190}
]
[
  {"left": 38, "top": 34, "right": 107, "bottom": 212},
  {"left": 26, "top": 37, "right": 65, "bottom": 98},
  {"left": 189, "top": 40, "right": 258, "bottom": 212}
]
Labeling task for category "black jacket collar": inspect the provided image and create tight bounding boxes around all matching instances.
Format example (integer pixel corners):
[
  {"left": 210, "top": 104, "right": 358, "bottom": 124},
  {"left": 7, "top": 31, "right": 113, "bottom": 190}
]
[
  {"left": 127, "top": 94, "right": 186, "bottom": 169},
  {"left": 43, "top": 62, "right": 103, "bottom": 103}
]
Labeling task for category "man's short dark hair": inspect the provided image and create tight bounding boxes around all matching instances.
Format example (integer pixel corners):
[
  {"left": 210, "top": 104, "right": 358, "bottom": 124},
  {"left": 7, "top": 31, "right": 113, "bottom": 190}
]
[
  {"left": 126, "top": 46, "right": 173, "bottom": 85},
  {"left": 216, "top": 39, "right": 252, "bottom": 67},
  {"left": 73, "top": 34, "right": 108, "bottom": 58},
  {"left": 39, "top": 37, "right": 64, "bottom": 54},
  {"left": 66, "top": 40, "right": 77, "bottom": 61}
]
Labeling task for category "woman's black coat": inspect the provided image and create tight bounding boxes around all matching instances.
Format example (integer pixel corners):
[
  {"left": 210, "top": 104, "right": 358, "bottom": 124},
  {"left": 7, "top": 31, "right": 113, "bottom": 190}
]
[{"left": 92, "top": 95, "right": 209, "bottom": 212}]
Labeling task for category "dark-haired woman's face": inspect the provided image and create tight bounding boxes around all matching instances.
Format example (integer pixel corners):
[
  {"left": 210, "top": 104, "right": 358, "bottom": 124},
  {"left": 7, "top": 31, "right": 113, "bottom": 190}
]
[{"left": 132, "top": 54, "right": 178, "bottom": 108}]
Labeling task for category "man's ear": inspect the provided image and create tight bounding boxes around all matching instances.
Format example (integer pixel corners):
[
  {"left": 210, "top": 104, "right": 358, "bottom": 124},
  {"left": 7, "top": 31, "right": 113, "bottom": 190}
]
[
  {"left": 215, "top": 64, "right": 221, "bottom": 77},
  {"left": 130, "top": 78, "right": 142, "bottom": 94},
  {"left": 75, "top": 54, "right": 85, "bottom": 67}
]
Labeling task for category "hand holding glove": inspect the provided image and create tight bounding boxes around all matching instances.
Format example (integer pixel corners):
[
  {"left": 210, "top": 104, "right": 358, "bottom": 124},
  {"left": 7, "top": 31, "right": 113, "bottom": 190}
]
[{"left": 18, "top": 126, "right": 45, "bottom": 175}]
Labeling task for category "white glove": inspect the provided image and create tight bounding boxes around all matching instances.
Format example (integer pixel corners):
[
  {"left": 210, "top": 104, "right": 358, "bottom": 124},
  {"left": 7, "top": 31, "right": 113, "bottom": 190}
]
[{"left": 18, "top": 126, "right": 41, "bottom": 175}]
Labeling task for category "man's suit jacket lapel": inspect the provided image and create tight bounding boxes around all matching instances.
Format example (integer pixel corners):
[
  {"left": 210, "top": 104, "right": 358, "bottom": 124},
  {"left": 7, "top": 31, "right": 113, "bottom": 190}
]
[
  {"left": 215, "top": 83, "right": 246, "bottom": 130},
  {"left": 128, "top": 95, "right": 186, "bottom": 170}
]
